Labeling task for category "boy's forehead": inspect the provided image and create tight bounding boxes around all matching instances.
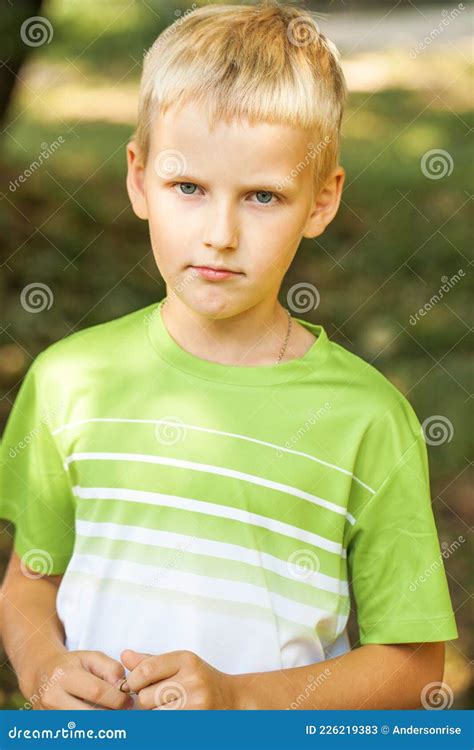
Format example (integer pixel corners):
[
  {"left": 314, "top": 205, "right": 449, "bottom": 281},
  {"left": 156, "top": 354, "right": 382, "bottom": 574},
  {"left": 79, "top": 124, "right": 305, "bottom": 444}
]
[{"left": 148, "top": 100, "right": 314, "bottom": 183}]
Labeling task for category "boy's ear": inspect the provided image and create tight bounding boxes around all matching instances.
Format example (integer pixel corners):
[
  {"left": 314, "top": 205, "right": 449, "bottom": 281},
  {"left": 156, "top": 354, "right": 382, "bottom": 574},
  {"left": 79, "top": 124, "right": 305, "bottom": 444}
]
[
  {"left": 126, "top": 140, "right": 148, "bottom": 220},
  {"left": 302, "top": 165, "right": 345, "bottom": 239}
]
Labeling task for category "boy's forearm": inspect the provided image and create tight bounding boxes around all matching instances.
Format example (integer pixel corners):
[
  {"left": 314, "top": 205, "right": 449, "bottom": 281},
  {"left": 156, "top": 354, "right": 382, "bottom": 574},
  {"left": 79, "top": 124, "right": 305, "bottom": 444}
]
[
  {"left": 1, "top": 571, "right": 67, "bottom": 696},
  {"left": 230, "top": 643, "right": 444, "bottom": 710}
]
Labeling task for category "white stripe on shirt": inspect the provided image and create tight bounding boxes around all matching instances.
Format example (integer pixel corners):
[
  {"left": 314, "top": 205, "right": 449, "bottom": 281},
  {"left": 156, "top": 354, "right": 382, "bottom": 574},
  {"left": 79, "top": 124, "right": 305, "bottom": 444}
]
[
  {"left": 52, "top": 417, "right": 375, "bottom": 493},
  {"left": 72, "top": 485, "right": 347, "bottom": 558},
  {"left": 75, "top": 518, "right": 349, "bottom": 595},
  {"left": 65, "top": 451, "right": 356, "bottom": 525}
]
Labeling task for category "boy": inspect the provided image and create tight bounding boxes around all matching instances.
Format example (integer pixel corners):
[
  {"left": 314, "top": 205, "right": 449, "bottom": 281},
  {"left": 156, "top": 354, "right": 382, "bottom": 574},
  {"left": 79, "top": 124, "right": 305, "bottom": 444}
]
[{"left": 0, "top": 2, "right": 457, "bottom": 710}]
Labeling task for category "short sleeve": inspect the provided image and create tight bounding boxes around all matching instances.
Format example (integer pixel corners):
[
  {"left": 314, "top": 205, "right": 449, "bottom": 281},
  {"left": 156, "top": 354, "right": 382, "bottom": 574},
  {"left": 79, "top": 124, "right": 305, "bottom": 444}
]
[
  {"left": 0, "top": 354, "right": 75, "bottom": 574},
  {"left": 346, "top": 408, "right": 458, "bottom": 645}
]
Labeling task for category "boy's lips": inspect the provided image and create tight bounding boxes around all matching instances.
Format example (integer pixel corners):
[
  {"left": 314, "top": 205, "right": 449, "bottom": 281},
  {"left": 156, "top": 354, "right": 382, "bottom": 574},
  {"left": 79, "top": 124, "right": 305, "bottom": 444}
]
[{"left": 188, "top": 265, "right": 243, "bottom": 281}]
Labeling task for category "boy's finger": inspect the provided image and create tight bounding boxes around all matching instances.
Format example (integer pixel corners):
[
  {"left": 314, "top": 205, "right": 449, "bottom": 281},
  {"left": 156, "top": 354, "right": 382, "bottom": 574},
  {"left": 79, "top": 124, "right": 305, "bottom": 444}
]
[
  {"left": 120, "top": 649, "right": 150, "bottom": 671},
  {"left": 124, "top": 652, "right": 180, "bottom": 693},
  {"left": 46, "top": 690, "right": 101, "bottom": 710},
  {"left": 64, "top": 670, "right": 133, "bottom": 710},
  {"left": 135, "top": 681, "right": 185, "bottom": 710},
  {"left": 79, "top": 650, "right": 126, "bottom": 687},
  {"left": 135, "top": 683, "right": 159, "bottom": 710}
]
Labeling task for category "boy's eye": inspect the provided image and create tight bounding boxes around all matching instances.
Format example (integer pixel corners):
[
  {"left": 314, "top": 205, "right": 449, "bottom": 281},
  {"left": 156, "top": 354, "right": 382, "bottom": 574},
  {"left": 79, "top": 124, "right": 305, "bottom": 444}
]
[
  {"left": 173, "top": 183, "right": 279, "bottom": 205},
  {"left": 254, "top": 190, "right": 275, "bottom": 205},
  {"left": 177, "top": 182, "right": 198, "bottom": 195}
]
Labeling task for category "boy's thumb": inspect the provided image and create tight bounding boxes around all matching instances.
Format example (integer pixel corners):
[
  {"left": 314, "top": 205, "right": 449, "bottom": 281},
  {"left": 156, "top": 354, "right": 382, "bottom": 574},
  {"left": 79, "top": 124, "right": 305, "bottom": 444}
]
[{"left": 120, "top": 648, "right": 149, "bottom": 670}]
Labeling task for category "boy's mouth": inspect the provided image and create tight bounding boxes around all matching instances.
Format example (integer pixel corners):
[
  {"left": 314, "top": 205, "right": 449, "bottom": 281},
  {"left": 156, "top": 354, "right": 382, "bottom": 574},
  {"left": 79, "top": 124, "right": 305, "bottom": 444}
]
[{"left": 188, "top": 265, "right": 243, "bottom": 281}]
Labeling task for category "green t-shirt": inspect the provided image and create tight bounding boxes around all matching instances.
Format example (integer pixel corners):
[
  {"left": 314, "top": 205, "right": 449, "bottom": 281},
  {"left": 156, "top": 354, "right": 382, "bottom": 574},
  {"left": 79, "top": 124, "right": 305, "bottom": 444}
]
[{"left": 0, "top": 298, "right": 458, "bottom": 672}]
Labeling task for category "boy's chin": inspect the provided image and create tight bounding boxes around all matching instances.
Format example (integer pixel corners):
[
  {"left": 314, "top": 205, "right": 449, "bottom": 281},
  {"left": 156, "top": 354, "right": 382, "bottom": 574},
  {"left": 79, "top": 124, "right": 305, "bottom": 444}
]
[{"left": 179, "top": 292, "right": 252, "bottom": 320}]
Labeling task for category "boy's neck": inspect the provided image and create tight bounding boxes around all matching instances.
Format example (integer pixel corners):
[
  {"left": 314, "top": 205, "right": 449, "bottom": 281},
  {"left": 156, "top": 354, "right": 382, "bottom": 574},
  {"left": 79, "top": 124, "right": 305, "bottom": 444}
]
[{"left": 160, "top": 294, "right": 307, "bottom": 367}]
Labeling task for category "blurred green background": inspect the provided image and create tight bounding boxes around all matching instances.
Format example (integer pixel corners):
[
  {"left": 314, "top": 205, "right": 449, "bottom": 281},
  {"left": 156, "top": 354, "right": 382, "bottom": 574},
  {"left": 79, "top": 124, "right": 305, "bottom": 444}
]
[{"left": 0, "top": 0, "right": 472, "bottom": 709}]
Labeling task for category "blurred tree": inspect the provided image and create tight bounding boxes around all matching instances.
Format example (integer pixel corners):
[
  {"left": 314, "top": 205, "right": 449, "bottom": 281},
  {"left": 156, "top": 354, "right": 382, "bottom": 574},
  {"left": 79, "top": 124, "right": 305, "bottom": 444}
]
[{"left": 0, "top": 0, "right": 44, "bottom": 129}]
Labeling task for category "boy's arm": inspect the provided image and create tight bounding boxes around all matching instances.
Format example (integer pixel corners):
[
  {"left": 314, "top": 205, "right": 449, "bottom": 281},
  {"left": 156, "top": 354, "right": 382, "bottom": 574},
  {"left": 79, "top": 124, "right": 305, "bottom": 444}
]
[
  {"left": 121, "top": 641, "right": 445, "bottom": 710},
  {"left": 231, "top": 641, "right": 446, "bottom": 709},
  {"left": 1, "top": 549, "right": 67, "bottom": 697},
  {"left": 1, "top": 550, "right": 133, "bottom": 710}
]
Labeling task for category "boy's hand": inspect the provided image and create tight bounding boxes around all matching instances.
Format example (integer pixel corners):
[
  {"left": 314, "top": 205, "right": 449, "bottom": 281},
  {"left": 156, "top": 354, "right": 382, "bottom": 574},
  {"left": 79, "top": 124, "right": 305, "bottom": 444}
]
[
  {"left": 29, "top": 650, "right": 135, "bottom": 710},
  {"left": 120, "top": 649, "right": 238, "bottom": 710}
]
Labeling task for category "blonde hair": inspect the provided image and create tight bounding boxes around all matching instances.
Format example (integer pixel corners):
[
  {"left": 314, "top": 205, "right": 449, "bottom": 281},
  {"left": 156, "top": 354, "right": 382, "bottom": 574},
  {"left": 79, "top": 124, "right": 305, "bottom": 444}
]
[{"left": 133, "top": 1, "right": 347, "bottom": 189}]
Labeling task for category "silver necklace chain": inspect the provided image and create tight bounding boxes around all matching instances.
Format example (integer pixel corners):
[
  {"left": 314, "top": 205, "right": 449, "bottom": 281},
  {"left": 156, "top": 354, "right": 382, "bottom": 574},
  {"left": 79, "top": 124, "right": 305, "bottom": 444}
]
[{"left": 161, "top": 298, "right": 292, "bottom": 364}]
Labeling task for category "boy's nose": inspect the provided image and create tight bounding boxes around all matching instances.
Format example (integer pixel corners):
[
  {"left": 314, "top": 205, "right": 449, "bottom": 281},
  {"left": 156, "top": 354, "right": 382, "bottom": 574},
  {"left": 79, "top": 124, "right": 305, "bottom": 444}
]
[{"left": 202, "top": 200, "right": 239, "bottom": 251}]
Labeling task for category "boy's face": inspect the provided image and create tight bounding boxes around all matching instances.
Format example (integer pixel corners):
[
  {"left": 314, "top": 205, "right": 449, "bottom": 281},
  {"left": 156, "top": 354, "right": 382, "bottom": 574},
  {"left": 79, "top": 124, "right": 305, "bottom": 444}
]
[{"left": 127, "top": 100, "right": 344, "bottom": 318}]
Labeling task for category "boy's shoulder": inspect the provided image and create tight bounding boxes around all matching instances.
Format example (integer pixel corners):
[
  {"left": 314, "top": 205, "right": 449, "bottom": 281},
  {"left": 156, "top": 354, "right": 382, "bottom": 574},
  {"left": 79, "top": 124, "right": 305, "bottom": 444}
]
[
  {"left": 27, "top": 304, "right": 422, "bottom": 440},
  {"left": 30, "top": 301, "right": 158, "bottom": 383},
  {"left": 323, "top": 331, "right": 423, "bottom": 437}
]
